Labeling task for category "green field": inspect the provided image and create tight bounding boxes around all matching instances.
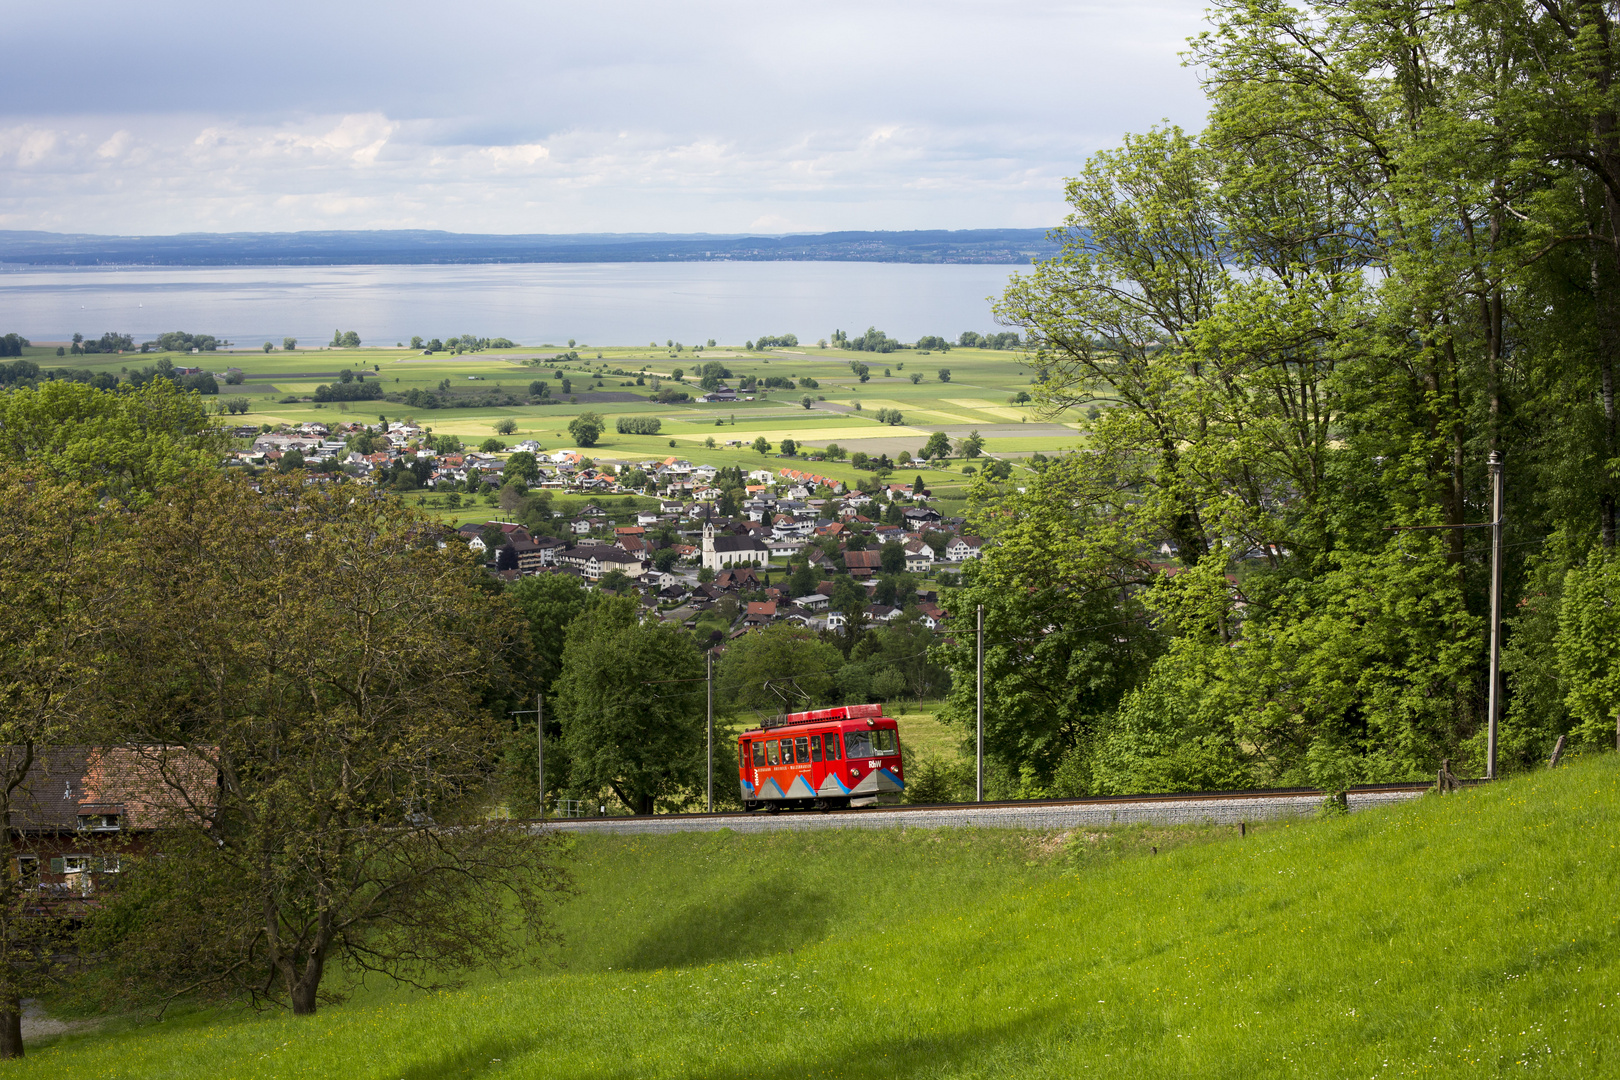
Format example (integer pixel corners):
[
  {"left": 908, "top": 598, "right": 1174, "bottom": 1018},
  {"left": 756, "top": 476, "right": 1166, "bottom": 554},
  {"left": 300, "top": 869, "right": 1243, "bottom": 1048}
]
[
  {"left": 41, "top": 343, "right": 1085, "bottom": 494},
  {"left": 17, "top": 755, "right": 1618, "bottom": 1077}
]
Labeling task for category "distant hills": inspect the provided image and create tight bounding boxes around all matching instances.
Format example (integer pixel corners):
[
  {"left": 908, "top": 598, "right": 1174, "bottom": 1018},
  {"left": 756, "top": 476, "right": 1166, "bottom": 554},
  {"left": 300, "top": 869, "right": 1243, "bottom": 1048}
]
[{"left": 0, "top": 228, "right": 1058, "bottom": 266}]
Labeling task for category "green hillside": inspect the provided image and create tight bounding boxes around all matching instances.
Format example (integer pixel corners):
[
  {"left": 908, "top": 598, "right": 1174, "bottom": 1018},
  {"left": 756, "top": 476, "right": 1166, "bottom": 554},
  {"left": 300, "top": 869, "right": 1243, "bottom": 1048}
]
[{"left": 18, "top": 756, "right": 1619, "bottom": 1078}]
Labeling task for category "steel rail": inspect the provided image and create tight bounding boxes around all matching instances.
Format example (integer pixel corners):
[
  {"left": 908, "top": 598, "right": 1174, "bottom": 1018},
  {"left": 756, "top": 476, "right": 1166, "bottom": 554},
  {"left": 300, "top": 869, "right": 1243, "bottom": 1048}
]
[{"left": 524, "top": 781, "right": 1438, "bottom": 826}]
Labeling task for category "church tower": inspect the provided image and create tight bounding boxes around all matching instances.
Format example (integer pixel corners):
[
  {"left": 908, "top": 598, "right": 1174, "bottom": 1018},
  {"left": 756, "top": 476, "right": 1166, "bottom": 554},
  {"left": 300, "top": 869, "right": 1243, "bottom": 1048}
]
[{"left": 701, "top": 518, "right": 717, "bottom": 571}]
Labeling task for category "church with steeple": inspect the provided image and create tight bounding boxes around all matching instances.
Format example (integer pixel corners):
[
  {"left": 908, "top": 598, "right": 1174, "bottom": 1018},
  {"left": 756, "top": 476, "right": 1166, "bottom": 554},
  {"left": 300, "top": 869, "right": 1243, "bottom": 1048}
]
[{"left": 700, "top": 516, "right": 770, "bottom": 571}]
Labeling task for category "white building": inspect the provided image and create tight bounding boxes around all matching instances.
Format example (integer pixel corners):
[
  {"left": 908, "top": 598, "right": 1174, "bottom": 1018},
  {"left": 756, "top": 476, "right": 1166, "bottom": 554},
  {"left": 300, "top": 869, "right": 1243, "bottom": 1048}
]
[{"left": 700, "top": 520, "right": 771, "bottom": 571}]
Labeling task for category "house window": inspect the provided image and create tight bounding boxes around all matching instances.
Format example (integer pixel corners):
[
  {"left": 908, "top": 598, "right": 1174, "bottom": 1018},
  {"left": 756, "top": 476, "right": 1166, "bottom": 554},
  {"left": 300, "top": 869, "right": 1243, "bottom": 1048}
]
[
  {"left": 78, "top": 813, "right": 121, "bottom": 831},
  {"left": 52, "top": 855, "right": 119, "bottom": 874},
  {"left": 15, "top": 856, "right": 37, "bottom": 882}
]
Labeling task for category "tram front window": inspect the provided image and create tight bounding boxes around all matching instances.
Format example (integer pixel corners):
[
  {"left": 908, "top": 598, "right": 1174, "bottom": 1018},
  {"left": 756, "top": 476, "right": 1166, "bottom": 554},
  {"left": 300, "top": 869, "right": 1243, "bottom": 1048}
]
[
  {"left": 871, "top": 729, "right": 898, "bottom": 755},
  {"left": 844, "top": 730, "right": 873, "bottom": 759}
]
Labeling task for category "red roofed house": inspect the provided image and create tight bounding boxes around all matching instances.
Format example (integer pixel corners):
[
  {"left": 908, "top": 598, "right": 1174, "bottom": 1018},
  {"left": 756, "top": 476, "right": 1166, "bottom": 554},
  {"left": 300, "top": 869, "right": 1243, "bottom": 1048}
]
[{"left": 6, "top": 746, "right": 215, "bottom": 904}]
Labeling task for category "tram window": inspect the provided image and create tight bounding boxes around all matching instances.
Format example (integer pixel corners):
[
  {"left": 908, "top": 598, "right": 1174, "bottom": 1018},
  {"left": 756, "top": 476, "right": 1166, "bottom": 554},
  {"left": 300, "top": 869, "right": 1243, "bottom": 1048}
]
[
  {"left": 780, "top": 738, "right": 794, "bottom": 764},
  {"left": 794, "top": 737, "right": 809, "bottom": 763},
  {"left": 767, "top": 741, "right": 779, "bottom": 765},
  {"left": 871, "top": 729, "right": 899, "bottom": 755},
  {"left": 824, "top": 732, "right": 841, "bottom": 761},
  {"left": 809, "top": 735, "right": 822, "bottom": 762},
  {"left": 751, "top": 742, "right": 766, "bottom": 767},
  {"left": 844, "top": 730, "right": 874, "bottom": 759}
]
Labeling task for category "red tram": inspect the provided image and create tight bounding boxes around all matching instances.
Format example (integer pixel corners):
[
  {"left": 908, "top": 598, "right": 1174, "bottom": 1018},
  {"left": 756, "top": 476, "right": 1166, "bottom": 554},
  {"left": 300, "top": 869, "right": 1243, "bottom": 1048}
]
[{"left": 738, "top": 703, "right": 904, "bottom": 811}]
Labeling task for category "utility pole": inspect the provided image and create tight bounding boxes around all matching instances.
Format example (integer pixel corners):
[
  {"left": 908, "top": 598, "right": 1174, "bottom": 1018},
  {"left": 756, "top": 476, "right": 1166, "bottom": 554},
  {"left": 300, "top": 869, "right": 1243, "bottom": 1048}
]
[
  {"left": 1487, "top": 451, "right": 1504, "bottom": 781},
  {"left": 509, "top": 692, "right": 545, "bottom": 819},
  {"left": 706, "top": 649, "right": 714, "bottom": 812},
  {"left": 976, "top": 603, "right": 984, "bottom": 803},
  {"left": 1384, "top": 452, "right": 1508, "bottom": 781}
]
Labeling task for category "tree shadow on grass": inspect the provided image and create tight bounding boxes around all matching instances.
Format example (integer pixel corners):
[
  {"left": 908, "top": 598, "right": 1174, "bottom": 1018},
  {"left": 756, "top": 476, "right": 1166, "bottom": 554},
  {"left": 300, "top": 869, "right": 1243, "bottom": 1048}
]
[
  {"left": 397, "top": 1006, "right": 1069, "bottom": 1080},
  {"left": 614, "top": 876, "right": 835, "bottom": 971}
]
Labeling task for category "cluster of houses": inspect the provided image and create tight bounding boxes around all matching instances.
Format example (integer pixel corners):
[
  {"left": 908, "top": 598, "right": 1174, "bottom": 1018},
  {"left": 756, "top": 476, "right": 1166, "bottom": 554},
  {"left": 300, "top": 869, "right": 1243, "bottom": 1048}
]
[
  {"left": 465, "top": 480, "right": 983, "bottom": 637},
  {"left": 231, "top": 421, "right": 988, "bottom": 637},
  {"left": 235, "top": 421, "right": 864, "bottom": 505}
]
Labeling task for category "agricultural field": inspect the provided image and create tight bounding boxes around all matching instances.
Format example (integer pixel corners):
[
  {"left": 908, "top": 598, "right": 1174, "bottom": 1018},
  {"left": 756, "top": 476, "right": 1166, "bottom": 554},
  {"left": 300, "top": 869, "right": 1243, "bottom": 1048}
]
[
  {"left": 18, "top": 754, "right": 1618, "bottom": 1078},
  {"left": 44, "top": 343, "right": 1088, "bottom": 495}
]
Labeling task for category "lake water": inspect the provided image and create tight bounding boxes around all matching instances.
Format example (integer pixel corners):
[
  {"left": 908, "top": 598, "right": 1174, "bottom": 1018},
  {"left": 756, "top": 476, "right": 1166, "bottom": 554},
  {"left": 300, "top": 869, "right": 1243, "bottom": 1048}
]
[{"left": 0, "top": 262, "right": 1029, "bottom": 347}]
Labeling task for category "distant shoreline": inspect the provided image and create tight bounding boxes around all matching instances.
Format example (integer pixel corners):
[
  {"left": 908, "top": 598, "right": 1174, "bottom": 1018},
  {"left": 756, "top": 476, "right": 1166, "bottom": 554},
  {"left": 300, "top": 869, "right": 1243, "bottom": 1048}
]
[{"left": 0, "top": 227, "right": 1058, "bottom": 268}]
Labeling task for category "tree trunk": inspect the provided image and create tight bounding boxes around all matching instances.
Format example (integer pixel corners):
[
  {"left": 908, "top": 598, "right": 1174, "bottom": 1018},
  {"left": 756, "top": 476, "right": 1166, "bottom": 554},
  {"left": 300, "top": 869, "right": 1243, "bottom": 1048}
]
[
  {"left": 289, "top": 951, "right": 326, "bottom": 1016},
  {"left": 0, "top": 994, "right": 23, "bottom": 1059}
]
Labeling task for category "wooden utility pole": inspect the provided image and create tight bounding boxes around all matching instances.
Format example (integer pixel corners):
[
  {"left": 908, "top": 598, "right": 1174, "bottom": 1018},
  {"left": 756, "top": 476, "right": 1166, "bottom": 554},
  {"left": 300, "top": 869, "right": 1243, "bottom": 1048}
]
[
  {"left": 706, "top": 650, "right": 714, "bottom": 813},
  {"left": 1487, "top": 451, "right": 1503, "bottom": 781},
  {"left": 976, "top": 604, "right": 984, "bottom": 803},
  {"left": 509, "top": 693, "right": 545, "bottom": 819}
]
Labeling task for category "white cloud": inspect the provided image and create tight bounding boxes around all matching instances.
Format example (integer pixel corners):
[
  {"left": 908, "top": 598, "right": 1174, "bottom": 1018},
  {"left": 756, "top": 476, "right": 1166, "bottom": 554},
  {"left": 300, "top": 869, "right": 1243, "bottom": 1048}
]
[
  {"left": 481, "top": 143, "right": 550, "bottom": 169},
  {"left": 94, "top": 130, "right": 131, "bottom": 160},
  {"left": 15, "top": 129, "right": 59, "bottom": 167},
  {"left": 0, "top": 2, "right": 1213, "bottom": 233}
]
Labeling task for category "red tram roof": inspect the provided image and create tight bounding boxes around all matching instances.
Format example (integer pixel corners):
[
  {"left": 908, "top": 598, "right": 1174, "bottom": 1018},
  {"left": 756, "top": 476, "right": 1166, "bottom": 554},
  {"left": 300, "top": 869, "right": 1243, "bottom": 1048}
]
[{"left": 749, "top": 703, "right": 886, "bottom": 732}]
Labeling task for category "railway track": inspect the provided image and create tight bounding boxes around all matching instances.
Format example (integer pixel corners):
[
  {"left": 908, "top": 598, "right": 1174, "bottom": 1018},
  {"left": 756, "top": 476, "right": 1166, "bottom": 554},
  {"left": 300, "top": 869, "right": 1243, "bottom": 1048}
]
[{"left": 529, "top": 782, "right": 1434, "bottom": 836}]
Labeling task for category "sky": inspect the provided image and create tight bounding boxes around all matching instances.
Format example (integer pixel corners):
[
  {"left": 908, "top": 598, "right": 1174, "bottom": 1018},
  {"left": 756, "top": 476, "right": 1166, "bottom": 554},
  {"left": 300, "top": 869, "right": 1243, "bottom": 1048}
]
[{"left": 0, "top": 1, "right": 1212, "bottom": 236}]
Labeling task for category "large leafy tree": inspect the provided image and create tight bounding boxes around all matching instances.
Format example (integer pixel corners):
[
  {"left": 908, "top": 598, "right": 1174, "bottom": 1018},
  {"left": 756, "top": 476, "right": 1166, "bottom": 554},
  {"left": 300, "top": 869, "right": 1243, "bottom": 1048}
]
[
  {"left": 554, "top": 596, "right": 705, "bottom": 813},
  {"left": 92, "top": 474, "right": 565, "bottom": 1016},
  {"left": 0, "top": 379, "right": 225, "bottom": 499},
  {"left": 717, "top": 624, "right": 844, "bottom": 718},
  {"left": 498, "top": 573, "right": 590, "bottom": 810}
]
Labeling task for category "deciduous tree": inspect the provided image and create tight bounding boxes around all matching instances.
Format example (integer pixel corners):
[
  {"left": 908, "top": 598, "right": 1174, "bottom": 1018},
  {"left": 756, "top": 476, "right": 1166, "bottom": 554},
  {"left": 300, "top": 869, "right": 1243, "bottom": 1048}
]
[
  {"left": 91, "top": 475, "right": 566, "bottom": 1017},
  {"left": 554, "top": 596, "right": 705, "bottom": 813}
]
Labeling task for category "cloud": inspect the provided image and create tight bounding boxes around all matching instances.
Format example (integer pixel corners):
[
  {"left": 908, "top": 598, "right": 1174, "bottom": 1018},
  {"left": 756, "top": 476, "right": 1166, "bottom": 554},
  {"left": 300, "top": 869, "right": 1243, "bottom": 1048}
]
[
  {"left": 94, "top": 130, "right": 131, "bottom": 160},
  {"left": 0, "top": 1, "right": 1213, "bottom": 233},
  {"left": 481, "top": 143, "right": 550, "bottom": 169},
  {"left": 14, "top": 129, "right": 59, "bottom": 168}
]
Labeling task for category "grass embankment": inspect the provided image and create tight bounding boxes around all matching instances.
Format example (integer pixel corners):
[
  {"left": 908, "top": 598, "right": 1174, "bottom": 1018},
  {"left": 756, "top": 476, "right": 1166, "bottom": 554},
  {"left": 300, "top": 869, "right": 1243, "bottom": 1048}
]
[
  {"left": 893, "top": 705, "right": 967, "bottom": 764},
  {"left": 19, "top": 756, "right": 1618, "bottom": 1078}
]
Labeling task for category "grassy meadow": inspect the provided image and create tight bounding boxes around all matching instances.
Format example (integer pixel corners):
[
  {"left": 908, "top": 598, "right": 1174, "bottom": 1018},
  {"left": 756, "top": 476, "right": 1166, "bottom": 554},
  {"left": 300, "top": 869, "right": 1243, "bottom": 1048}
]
[{"left": 16, "top": 754, "right": 1618, "bottom": 1078}]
